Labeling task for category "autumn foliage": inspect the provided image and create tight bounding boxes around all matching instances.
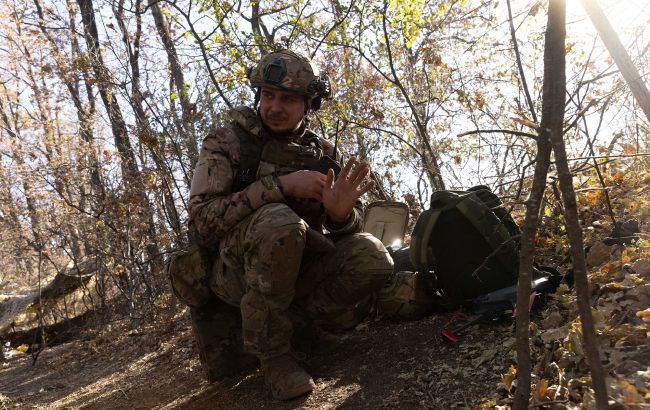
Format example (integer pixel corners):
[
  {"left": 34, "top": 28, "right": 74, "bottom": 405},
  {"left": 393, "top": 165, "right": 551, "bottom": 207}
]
[{"left": 0, "top": 0, "right": 648, "bottom": 407}]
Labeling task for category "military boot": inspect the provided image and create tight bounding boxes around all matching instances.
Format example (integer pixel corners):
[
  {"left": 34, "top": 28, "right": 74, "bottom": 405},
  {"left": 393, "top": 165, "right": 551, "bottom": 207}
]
[
  {"left": 190, "top": 298, "right": 258, "bottom": 382},
  {"left": 315, "top": 294, "right": 375, "bottom": 332},
  {"left": 292, "top": 321, "right": 342, "bottom": 356},
  {"left": 261, "top": 353, "right": 315, "bottom": 400}
]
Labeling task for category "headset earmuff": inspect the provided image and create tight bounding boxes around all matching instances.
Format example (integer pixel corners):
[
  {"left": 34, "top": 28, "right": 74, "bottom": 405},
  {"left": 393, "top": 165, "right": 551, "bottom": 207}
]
[{"left": 311, "top": 97, "right": 322, "bottom": 111}]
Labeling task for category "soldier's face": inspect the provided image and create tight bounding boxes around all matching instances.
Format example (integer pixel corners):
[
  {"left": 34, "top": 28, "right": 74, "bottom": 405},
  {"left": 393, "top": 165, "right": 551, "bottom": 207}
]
[{"left": 259, "top": 87, "right": 310, "bottom": 134}]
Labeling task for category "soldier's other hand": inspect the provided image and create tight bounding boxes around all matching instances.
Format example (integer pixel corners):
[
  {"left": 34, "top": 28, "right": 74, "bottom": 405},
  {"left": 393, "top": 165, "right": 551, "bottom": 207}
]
[
  {"left": 322, "top": 156, "right": 375, "bottom": 223},
  {"left": 278, "top": 170, "right": 326, "bottom": 201}
]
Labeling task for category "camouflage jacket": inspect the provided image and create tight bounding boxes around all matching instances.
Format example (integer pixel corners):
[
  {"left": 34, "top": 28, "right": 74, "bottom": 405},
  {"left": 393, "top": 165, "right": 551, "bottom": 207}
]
[{"left": 188, "top": 106, "right": 363, "bottom": 246}]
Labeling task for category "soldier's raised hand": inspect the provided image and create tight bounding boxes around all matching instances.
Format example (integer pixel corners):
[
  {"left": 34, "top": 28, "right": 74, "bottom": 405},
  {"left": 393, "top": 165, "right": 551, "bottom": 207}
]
[{"left": 322, "top": 156, "right": 375, "bottom": 223}]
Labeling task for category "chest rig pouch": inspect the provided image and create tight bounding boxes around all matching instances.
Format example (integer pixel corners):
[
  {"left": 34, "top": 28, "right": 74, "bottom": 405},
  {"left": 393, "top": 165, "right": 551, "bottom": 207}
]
[
  {"left": 258, "top": 135, "right": 325, "bottom": 228},
  {"left": 256, "top": 135, "right": 322, "bottom": 176}
]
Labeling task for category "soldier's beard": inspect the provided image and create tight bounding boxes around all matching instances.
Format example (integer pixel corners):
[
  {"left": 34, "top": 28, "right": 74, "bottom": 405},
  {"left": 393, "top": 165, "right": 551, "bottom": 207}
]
[{"left": 263, "top": 119, "right": 305, "bottom": 137}]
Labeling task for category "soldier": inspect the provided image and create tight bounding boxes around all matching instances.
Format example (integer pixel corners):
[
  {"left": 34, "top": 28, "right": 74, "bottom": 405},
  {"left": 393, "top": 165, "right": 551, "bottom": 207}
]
[{"left": 178, "top": 49, "right": 393, "bottom": 400}]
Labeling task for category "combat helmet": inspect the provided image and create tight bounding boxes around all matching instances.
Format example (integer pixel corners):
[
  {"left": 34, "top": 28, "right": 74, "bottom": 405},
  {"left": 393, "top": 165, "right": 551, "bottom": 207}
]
[{"left": 247, "top": 49, "right": 331, "bottom": 110}]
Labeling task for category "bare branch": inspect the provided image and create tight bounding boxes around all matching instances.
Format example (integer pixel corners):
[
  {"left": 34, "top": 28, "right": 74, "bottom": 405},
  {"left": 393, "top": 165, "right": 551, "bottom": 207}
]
[{"left": 457, "top": 129, "right": 537, "bottom": 139}]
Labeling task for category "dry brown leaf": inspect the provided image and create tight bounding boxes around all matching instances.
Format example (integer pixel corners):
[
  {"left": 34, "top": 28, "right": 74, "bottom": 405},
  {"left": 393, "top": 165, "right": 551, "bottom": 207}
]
[
  {"left": 532, "top": 379, "right": 550, "bottom": 402},
  {"left": 621, "top": 380, "right": 642, "bottom": 404},
  {"left": 502, "top": 365, "right": 516, "bottom": 393}
]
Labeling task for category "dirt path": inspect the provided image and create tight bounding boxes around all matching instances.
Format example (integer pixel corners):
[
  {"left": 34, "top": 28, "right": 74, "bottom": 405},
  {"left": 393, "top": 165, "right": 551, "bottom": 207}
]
[{"left": 0, "top": 311, "right": 514, "bottom": 409}]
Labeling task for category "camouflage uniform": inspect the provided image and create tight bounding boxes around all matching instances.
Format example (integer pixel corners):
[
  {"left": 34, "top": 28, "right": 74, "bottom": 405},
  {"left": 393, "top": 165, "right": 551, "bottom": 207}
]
[
  {"left": 187, "top": 105, "right": 393, "bottom": 360},
  {"left": 169, "top": 49, "right": 392, "bottom": 399}
]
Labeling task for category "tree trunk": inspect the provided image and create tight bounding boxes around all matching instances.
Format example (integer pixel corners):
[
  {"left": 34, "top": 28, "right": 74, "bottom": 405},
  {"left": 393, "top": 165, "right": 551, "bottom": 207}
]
[
  {"left": 18, "top": 20, "right": 84, "bottom": 261},
  {"left": 552, "top": 4, "right": 610, "bottom": 408},
  {"left": 0, "top": 92, "right": 44, "bottom": 253},
  {"left": 149, "top": 0, "right": 199, "bottom": 168},
  {"left": 76, "top": 0, "right": 141, "bottom": 187},
  {"left": 77, "top": 0, "right": 163, "bottom": 283},
  {"left": 513, "top": 0, "right": 564, "bottom": 407},
  {"left": 34, "top": 0, "right": 104, "bottom": 205},
  {"left": 115, "top": 0, "right": 182, "bottom": 240},
  {"left": 113, "top": 0, "right": 166, "bottom": 276},
  {"left": 581, "top": 0, "right": 650, "bottom": 121},
  {"left": 0, "top": 165, "right": 34, "bottom": 275}
]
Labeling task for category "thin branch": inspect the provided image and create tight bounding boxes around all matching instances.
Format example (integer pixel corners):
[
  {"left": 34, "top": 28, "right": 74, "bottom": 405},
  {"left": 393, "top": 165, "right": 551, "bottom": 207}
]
[
  {"left": 563, "top": 99, "right": 597, "bottom": 134},
  {"left": 580, "top": 106, "right": 618, "bottom": 232},
  {"left": 167, "top": 1, "right": 234, "bottom": 109},
  {"left": 469, "top": 234, "right": 521, "bottom": 282},
  {"left": 457, "top": 129, "right": 537, "bottom": 139},
  {"left": 507, "top": 0, "right": 538, "bottom": 123},
  {"left": 312, "top": 0, "right": 356, "bottom": 57},
  {"left": 560, "top": 152, "right": 650, "bottom": 162},
  {"left": 285, "top": 1, "right": 310, "bottom": 47},
  {"left": 347, "top": 120, "right": 424, "bottom": 158}
]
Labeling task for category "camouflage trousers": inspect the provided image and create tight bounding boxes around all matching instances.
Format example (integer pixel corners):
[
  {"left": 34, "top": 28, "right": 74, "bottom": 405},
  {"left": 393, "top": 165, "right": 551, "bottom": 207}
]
[{"left": 209, "top": 203, "right": 393, "bottom": 360}]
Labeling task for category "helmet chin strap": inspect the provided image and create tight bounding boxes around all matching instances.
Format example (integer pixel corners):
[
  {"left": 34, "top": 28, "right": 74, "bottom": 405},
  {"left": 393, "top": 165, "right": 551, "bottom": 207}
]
[
  {"left": 311, "top": 97, "right": 322, "bottom": 111},
  {"left": 254, "top": 88, "right": 261, "bottom": 110},
  {"left": 303, "top": 97, "right": 312, "bottom": 115}
]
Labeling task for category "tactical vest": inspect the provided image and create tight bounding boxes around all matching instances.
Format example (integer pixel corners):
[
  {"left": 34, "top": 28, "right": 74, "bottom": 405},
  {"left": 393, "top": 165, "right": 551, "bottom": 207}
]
[{"left": 228, "top": 106, "right": 329, "bottom": 229}]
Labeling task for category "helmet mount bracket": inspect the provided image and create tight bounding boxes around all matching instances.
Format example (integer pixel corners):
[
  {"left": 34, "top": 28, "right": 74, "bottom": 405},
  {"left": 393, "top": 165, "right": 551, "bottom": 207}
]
[{"left": 263, "top": 58, "right": 287, "bottom": 84}]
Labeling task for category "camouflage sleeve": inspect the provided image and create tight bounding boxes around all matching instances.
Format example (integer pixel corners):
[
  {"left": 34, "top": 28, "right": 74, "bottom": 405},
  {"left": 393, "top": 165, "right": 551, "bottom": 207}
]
[
  {"left": 324, "top": 205, "right": 363, "bottom": 234},
  {"left": 188, "top": 127, "right": 285, "bottom": 241}
]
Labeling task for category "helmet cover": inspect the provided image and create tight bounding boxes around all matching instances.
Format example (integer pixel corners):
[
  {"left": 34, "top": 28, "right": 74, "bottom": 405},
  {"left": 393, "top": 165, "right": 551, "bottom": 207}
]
[{"left": 247, "top": 49, "right": 331, "bottom": 100}]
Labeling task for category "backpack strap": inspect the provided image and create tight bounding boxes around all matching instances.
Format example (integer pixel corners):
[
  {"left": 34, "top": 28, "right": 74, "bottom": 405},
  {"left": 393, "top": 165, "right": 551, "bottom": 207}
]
[
  {"left": 410, "top": 208, "right": 440, "bottom": 274},
  {"left": 411, "top": 191, "right": 471, "bottom": 295},
  {"left": 409, "top": 210, "right": 437, "bottom": 294},
  {"left": 410, "top": 190, "right": 472, "bottom": 273}
]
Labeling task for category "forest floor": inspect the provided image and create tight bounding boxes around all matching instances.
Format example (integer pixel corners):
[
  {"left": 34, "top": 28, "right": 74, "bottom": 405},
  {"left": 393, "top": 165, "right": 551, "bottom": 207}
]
[
  {"left": 1, "top": 240, "right": 649, "bottom": 409},
  {"left": 0, "top": 306, "right": 519, "bottom": 409},
  {"left": 0, "top": 302, "right": 514, "bottom": 409}
]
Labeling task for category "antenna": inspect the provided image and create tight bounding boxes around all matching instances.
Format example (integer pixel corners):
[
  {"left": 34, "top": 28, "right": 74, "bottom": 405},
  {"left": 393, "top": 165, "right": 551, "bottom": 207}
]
[{"left": 333, "top": 120, "right": 339, "bottom": 160}]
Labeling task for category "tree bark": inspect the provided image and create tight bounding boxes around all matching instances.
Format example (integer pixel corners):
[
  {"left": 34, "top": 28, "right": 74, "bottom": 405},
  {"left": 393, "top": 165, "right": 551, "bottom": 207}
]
[
  {"left": 552, "top": 4, "right": 610, "bottom": 408},
  {"left": 581, "top": 0, "right": 650, "bottom": 121},
  {"left": 513, "top": 0, "right": 564, "bottom": 407}
]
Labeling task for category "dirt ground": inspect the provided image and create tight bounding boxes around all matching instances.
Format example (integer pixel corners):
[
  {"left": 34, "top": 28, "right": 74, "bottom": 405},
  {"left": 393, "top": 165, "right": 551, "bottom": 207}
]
[{"left": 0, "top": 309, "right": 516, "bottom": 409}]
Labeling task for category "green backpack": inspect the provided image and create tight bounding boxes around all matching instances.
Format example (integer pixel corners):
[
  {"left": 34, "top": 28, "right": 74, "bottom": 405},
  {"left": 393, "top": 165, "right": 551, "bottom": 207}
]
[{"left": 410, "top": 186, "right": 521, "bottom": 301}]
